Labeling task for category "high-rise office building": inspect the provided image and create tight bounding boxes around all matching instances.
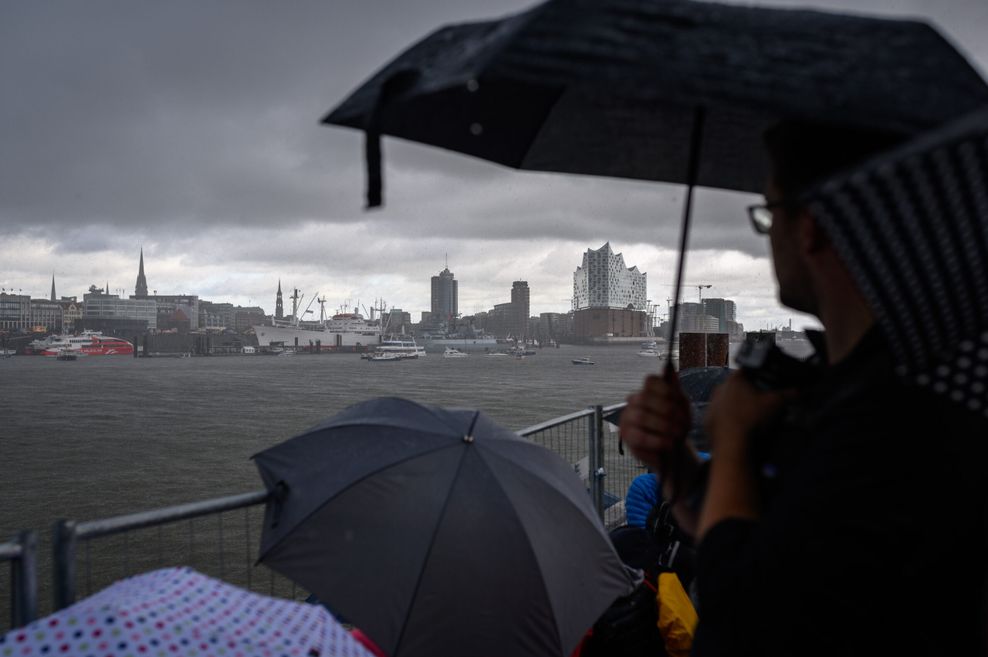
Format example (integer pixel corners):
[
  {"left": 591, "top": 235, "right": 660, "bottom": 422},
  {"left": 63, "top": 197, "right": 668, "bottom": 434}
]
[
  {"left": 430, "top": 267, "right": 458, "bottom": 328},
  {"left": 701, "top": 298, "right": 736, "bottom": 333},
  {"left": 511, "top": 281, "right": 530, "bottom": 340}
]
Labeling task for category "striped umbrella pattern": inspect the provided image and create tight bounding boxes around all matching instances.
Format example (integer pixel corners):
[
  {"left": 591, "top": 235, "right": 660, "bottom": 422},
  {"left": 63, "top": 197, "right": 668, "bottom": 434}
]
[{"left": 809, "top": 109, "right": 988, "bottom": 417}]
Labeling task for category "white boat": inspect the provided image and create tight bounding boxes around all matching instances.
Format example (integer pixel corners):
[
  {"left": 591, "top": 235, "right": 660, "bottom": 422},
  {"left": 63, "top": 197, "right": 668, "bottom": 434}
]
[
  {"left": 485, "top": 352, "right": 510, "bottom": 358},
  {"left": 377, "top": 335, "right": 426, "bottom": 359},
  {"left": 572, "top": 357, "right": 595, "bottom": 365},
  {"left": 55, "top": 348, "right": 80, "bottom": 361},
  {"left": 442, "top": 347, "right": 469, "bottom": 358},
  {"left": 640, "top": 340, "right": 658, "bottom": 350},
  {"left": 366, "top": 352, "right": 403, "bottom": 362},
  {"left": 637, "top": 349, "right": 660, "bottom": 357}
]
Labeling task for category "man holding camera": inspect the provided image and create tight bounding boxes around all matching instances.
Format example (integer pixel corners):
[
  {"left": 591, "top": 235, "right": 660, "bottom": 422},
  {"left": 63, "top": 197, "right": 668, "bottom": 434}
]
[{"left": 620, "top": 122, "right": 988, "bottom": 656}]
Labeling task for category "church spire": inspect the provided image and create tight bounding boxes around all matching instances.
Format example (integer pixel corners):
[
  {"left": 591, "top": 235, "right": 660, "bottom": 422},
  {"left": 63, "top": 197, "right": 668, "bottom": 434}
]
[
  {"left": 50, "top": 274, "right": 56, "bottom": 302},
  {"left": 275, "top": 279, "right": 284, "bottom": 320},
  {"left": 135, "top": 247, "right": 148, "bottom": 298}
]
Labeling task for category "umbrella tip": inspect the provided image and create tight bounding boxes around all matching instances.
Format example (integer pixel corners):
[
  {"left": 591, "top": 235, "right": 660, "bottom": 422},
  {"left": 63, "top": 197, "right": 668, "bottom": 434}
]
[{"left": 463, "top": 435, "right": 475, "bottom": 444}]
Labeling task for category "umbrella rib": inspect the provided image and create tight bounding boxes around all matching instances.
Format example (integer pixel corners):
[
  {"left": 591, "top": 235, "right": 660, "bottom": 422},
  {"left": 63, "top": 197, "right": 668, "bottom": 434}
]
[
  {"left": 472, "top": 447, "right": 565, "bottom": 655},
  {"left": 392, "top": 445, "right": 471, "bottom": 657},
  {"left": 257, "top": 442, "right": 461, "bottom": 562}
]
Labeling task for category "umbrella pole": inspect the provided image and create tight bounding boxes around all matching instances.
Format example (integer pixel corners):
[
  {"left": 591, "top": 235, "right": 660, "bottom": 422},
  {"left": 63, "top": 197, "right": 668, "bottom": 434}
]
[
  {"left": 665, "top": 106, "right": 706, "bottom": 371},
  {"left": 660, "top": 106, "right": 706, "bottom": 506}
]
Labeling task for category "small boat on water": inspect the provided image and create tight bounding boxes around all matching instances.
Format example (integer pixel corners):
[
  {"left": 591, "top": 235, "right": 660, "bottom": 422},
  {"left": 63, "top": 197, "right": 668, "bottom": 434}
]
[
  {"left": 572, "top": 357, "right": 595, "bottom": 365},
  {"left": 377, "top": 335, "right": 426, "bottom": 359},
  {"left": 442, "top": 347, "right": 469, "bottom": 358},
  {"left": 637, "top": 348, "right": 660, "bottom": 357},
  {"left": 367, "top": 352, "right": 403, "bottom": 362},
  {"left": 485, "top": 352, "right": 510, "bottom": 358},
  {"left": 55, "top": 348, "right": 79, "bottom": 361}
]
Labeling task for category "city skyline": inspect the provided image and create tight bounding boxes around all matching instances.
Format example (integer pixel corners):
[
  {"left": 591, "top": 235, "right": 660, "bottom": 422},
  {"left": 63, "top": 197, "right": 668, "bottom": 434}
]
[
  {"left": 5, "top": 246, "right": 765, "bottom": 331},
  {"left": 2, "top": 0, "right": 984, "bottom": 331}
]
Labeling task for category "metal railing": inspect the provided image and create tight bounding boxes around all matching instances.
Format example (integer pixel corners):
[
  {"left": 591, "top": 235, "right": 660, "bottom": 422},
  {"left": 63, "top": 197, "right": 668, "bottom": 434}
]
[
  {"left": 52, "top": 490, "right": 270, "bottom": 611},
  {"left": 5, "top": 401, "right": 643, "bottom": 623},
  {"left": 0, "top": 531, "right": 38, "bottom": 631},
  {"left": 518, "top": 402, "right": 642, "bottom": 529}
]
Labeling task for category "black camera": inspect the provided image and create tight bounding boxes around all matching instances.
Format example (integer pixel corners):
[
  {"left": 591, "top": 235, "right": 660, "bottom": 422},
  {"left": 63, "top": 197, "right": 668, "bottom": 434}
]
[{"left": 735, "top": 334, "right": 820, "bottom": 391}]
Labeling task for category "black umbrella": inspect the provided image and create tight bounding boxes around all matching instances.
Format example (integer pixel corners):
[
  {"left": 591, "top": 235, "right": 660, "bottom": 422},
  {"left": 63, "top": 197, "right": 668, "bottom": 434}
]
[
  {"left": 254, "top": 397, "right": 636, "bottom": 657},
  {"left": 325, "top": 0, "right": 988, "bottom": 203},
  {"left": 806, "top": 107, "right": 988, "bottom": 418},
  {"left": 323, "top": 0, "right": 988, "bottom": 370}
]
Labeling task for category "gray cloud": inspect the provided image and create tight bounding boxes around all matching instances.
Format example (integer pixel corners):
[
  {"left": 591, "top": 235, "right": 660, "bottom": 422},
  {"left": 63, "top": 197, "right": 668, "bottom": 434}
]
[{"left": 0, "top": 0, "right": 984, "bottom": 328}]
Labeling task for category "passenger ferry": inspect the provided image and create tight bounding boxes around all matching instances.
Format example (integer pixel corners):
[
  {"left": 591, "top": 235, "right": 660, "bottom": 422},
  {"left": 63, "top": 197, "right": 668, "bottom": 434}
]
[
  {"left": 32, "top": 331, "right": 135, "bottom": 356},
  {"left": 362, "top": 335, "right": 427, "bottom": 360}
]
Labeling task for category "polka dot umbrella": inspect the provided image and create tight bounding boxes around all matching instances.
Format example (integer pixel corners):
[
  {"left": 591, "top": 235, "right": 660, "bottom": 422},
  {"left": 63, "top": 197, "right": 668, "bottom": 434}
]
[
  {"left": 0, "top": 567, "right": 374, "bottom": 657},
  {"left": 807, "top": 108, "right": 988, "bottom": 418}
]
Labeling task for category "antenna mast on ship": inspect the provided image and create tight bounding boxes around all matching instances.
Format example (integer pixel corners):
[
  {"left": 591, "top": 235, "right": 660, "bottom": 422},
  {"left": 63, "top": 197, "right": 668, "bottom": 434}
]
[{"left": 291, "top": 289, "right": 301, "bottom": 322}]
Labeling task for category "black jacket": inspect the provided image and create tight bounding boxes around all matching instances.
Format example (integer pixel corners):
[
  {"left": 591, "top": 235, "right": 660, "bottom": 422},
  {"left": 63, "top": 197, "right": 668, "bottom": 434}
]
[{"left": 694, "top": 329, "right": 988, "bottom": 656}]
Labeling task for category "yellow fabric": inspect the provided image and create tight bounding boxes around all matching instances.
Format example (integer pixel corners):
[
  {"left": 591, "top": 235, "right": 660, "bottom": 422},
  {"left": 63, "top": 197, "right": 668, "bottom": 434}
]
[{"left": 656, "top": 572, "right": 698, "bottom": 657}]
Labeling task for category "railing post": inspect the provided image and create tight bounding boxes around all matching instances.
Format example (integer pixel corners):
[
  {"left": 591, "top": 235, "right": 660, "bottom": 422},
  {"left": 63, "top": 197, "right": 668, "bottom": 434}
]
[
  {"left": 588, "top": 405, "right": 606, "bottom": 521},
  {"left": 11, "top": 530, "right": 38, "bottom": 627},
  {"left": 53, "top": 519, "right": 78, "bottom": 610}
]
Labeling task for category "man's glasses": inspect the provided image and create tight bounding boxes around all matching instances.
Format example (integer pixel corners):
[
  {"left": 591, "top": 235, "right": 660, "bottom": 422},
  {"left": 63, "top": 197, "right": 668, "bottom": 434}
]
[{"left": 746, "top": 201, "right": 795, "bottom": 235}]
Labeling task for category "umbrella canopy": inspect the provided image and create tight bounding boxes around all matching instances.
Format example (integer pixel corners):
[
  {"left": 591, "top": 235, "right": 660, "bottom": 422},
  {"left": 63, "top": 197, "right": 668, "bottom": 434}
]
[
  {"left": 0, "top": 567, "right": 373, "bottom": 657},
  {"left": 325, "top": 0, "right": 988, "bottom": 205},
  {"left": 807, "top": 107, "right": 988, "bottom": 418},
  {"left": 253, "top": 397, "right": 636, "bottom": 657}
]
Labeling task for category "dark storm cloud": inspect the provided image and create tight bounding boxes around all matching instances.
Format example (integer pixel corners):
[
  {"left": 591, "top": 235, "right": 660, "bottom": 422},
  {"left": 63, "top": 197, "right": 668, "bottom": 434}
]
[
  {"left": 0, "top": 0, "right": 532, "bottom": 232},
  {"left": 0, "top": 0, "right": 985, "bottom": 258}
]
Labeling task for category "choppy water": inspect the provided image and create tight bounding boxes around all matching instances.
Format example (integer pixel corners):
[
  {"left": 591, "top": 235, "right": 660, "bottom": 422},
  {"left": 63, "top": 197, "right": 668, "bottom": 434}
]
[
  {"left": 0, "top": 340, "right": 813, "bottom": 622},
  {"left": 0, "top": 345, "right": 671, "bottom": 538}
]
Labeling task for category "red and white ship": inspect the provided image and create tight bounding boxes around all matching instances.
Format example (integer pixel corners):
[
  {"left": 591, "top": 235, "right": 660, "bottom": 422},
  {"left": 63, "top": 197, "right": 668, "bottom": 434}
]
[{"left": 33, "top": 331, "right": 135, "bottom": 356}]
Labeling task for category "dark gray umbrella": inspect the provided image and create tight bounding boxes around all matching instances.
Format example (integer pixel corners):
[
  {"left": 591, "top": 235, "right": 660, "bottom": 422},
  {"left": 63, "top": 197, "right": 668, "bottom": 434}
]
[
  {"left": 807, "top": 107, "right": 988, "bottom": 418},
  {"left": 254, "top": 397, "right": 636, "bottom": 657},
  {"left": 325, "top": 0, "right": 988, "bottom": 206}
]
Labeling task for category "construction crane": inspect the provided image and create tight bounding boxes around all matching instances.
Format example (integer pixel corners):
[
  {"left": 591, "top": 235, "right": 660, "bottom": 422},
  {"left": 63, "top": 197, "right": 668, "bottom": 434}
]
[{"left": 697, "top": 284, "right": 712, "bottom": 303}]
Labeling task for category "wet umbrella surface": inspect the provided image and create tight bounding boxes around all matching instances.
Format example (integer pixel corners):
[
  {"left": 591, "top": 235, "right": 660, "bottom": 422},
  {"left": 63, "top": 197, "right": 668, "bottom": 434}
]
[
  {"left": 0, "top": 567, "right": 373, "bottom": 657},
  {"left": 325, "top": 0, "right": 988, "bottom": 206},
  {"left": 807, "top": 108, "right": 988, "bottom": 419},
  {"left": 254, "top": 397, "right": 636, "bottom": 657}
]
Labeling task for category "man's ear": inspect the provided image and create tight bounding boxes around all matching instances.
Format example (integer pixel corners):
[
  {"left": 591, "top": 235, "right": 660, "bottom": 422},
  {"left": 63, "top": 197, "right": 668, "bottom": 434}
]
[{"left": 797, "top": 209, "right": 830, "bottom": 255}]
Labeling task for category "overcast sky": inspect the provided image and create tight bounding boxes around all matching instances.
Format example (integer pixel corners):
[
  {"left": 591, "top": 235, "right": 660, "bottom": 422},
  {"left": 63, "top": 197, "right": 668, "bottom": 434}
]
[{"left": 1, "top": 0, "right": 985, "bottom": 330}]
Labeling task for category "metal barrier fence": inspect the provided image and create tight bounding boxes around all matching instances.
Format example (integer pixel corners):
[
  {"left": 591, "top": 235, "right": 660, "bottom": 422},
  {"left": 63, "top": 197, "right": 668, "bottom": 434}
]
[
  {"left": 517, "top": 401, "right": 642, "bottom": 529},
  {"left": 0, "top": 531, "right": 37, "bottom": 632},
  {"left": 4, "top": 402, "right": 643, "bottom": 626}
]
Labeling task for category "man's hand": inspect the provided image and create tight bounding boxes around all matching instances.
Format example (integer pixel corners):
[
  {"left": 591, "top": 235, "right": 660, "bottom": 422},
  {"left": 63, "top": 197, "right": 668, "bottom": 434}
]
[
  {"left": 620, "top": 365, "right": 693, "bottom": 472},
  {"left": 704, "top": 371, "right": 791, "bottom": 460}
]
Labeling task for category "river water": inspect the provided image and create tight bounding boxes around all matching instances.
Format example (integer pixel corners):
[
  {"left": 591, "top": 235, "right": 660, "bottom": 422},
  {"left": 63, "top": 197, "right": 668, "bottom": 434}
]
[
  {"left": 0, "top": 340, "right": 813, "bottom": 621},
  {"left": 0, "top": 345, "right": 672, "bottom": 538}
]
